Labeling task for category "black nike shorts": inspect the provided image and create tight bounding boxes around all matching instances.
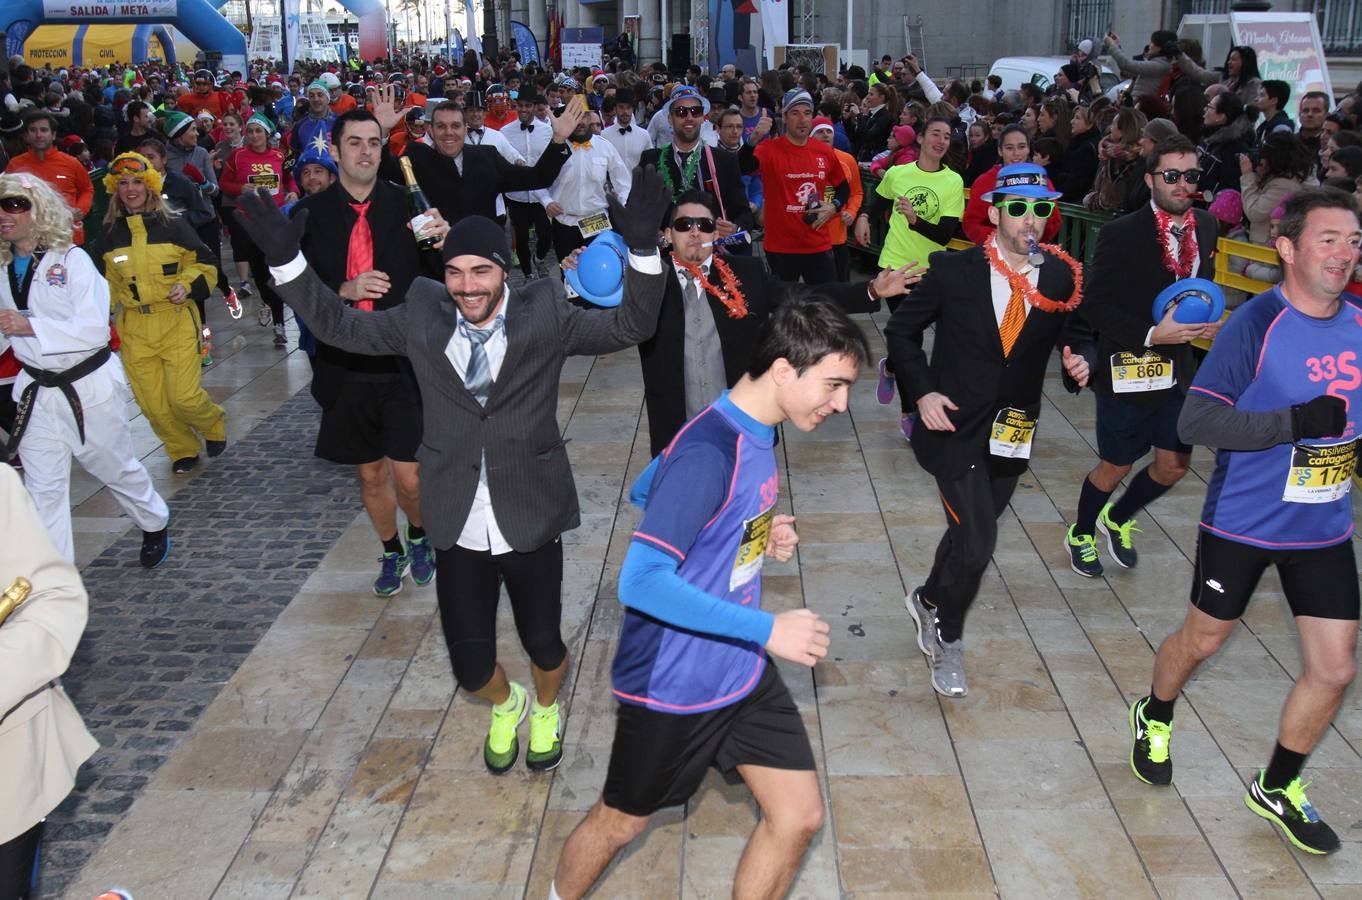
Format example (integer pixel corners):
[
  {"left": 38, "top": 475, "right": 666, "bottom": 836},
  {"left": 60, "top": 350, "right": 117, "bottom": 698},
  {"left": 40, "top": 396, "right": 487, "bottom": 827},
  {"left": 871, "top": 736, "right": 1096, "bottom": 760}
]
[
  {"left": 1095, "top": 390, "right": 1191, "bottom": 466},
  {"left": 314, "top": 374, "right": 422, "bottom": 465},
  {"left": 1190, "top": 529, "right": 1360, "bottom": 622},
  {"left": 601, "top": 662, "right": 815, "bottom": 817}
]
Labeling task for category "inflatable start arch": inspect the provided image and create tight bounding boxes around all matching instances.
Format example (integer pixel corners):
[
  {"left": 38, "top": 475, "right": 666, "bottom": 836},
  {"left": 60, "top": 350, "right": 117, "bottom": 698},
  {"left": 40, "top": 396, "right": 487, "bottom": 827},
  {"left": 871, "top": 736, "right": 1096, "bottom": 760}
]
[
  {"left": 23, "top": 23, "right": 177, "bottom": 67},
  {"left": 4, "top": 0, "right": 247, "bottom": 74}
]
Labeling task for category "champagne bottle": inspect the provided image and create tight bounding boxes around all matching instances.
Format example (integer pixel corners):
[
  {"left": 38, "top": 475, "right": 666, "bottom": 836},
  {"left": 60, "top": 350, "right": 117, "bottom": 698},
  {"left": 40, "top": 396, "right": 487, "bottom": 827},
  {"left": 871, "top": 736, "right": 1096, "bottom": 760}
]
[
  {"left": 0, "top": 577, "right": 31, "bottom": 627},
  {"left": 398, "top": 156, "right": 439, "bottom": 252}
]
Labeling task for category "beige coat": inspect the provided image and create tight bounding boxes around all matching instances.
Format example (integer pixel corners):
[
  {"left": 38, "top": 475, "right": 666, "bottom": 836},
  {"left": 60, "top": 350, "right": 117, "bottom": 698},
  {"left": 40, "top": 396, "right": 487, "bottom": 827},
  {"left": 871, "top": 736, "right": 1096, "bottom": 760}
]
[{"left": 0, "top": 465, "right": 98, "bottom": 844}]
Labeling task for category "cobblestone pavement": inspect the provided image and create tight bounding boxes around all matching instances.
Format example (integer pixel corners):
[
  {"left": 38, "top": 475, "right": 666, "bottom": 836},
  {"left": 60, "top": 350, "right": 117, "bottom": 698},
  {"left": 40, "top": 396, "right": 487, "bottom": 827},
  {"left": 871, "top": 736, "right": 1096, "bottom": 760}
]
[{"left": 41, "top": 388, "right": 360, "bottom": 898}]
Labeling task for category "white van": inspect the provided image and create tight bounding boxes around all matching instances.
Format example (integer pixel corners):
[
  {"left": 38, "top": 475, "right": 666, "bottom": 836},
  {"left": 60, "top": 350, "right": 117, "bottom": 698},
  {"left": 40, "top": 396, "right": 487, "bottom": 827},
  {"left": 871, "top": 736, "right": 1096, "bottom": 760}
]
[{"left": 988, "top": 56, "right": 1119, "bottom": 94}]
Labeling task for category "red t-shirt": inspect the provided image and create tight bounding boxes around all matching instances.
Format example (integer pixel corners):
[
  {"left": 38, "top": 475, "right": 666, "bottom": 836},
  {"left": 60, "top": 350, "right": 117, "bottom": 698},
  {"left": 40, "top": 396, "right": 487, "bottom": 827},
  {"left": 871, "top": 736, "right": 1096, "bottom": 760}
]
[{"left": 753, "top": 136, "right": 847, "bottom": 254}]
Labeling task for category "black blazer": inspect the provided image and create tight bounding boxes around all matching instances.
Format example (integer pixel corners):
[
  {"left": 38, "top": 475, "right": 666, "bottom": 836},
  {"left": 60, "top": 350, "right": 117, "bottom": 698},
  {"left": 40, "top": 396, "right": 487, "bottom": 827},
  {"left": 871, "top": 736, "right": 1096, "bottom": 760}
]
[
  {"left": 294, "top": 180, "right": 440, "bottom": 403},
  {"left": 885, "top": 245, "right": 1091, "bottom": 480},
  {"left": 638, "top": 254, "right": 878, "bottom": 456},
  {"left": 1080, "top": 204, "right": 1218, "bottom": 402},
  {"left": 854, "top": 106, "right": 892, "bottom": 162},
  {"left": 381, "top": 139, "right": 570, "bottom": 223},
  {"left": 638, "top": 145, "right": 756, "bottom": 232}
]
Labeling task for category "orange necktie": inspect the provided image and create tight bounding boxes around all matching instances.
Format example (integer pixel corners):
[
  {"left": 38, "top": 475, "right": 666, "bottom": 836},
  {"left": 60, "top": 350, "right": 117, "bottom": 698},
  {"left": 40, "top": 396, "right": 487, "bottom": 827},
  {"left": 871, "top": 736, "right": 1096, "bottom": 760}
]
[{"left": 999, "top": 276, "right": 1027, "bottom": 357}]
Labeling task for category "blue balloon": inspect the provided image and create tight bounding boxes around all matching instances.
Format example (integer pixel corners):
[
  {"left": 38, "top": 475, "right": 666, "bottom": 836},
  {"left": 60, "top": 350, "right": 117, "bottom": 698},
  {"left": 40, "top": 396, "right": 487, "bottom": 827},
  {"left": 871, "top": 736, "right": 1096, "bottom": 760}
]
[{"left": 1151, "top": 277, "right": 1226, "bottom": 325}]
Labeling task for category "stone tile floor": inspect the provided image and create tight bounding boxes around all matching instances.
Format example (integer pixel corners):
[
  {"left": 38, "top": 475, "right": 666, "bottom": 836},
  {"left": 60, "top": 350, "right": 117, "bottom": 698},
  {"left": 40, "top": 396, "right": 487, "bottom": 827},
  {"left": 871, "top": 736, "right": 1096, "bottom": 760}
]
[{"left": 42, "top": 278, "right": 1362, "bottom": 899}]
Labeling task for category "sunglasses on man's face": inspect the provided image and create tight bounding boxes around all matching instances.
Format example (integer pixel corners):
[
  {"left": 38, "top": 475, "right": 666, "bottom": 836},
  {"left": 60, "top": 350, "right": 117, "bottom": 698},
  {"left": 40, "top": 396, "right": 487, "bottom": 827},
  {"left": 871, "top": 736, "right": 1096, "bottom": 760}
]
[
  {"left": 0, "top": 197, "right": 33, "bottom": 214},
  {"left": 1155, "top": 168, "right": 1203, "bottom": 185},
  {"left": 671, "top": 105, "right": 705, "bottom": 118},
  {"left": 995, "top": 199, "right": 1055, "bottom": 219},
  {"left": 671, "top": 216, "right": 717, "bottom": 233}
]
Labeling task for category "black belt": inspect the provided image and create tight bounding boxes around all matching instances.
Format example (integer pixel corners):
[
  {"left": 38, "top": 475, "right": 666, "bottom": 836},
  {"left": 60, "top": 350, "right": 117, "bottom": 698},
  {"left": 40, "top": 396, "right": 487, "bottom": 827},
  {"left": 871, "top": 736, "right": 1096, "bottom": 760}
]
[{"left": 5, "top": 345, "right": 112, "bottom": 457}]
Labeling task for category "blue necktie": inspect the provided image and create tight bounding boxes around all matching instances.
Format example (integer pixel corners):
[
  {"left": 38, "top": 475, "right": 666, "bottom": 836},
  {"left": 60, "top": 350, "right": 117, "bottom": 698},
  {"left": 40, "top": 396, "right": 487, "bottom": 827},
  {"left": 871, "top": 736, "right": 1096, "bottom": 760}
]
[{"left": 461, "top": 315, "right": 504, "bottom": 406}]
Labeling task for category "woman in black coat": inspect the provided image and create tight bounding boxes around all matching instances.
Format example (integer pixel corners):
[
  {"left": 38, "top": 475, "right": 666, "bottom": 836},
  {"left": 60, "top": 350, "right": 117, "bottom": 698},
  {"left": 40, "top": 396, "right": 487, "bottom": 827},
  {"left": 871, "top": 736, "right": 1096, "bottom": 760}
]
[
  {"left": 1197, "top": 91, "right": 1254, "bottom": 198},
  {"left": 1055, "top": 105, "right": 1101, "bottom": 203}
]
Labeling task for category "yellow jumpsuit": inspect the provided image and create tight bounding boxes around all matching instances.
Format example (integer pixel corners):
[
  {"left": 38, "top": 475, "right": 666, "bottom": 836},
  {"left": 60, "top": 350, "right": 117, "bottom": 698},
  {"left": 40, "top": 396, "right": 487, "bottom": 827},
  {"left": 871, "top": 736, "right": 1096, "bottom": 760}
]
[{"left": 95, "top": 213, "right": 227, "bottom": 461}]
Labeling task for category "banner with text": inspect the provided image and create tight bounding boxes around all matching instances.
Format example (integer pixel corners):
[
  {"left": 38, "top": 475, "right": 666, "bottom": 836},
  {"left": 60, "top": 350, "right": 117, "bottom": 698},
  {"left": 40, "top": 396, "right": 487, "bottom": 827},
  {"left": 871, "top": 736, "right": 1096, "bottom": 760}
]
[
  {"left": 42, "top": 0, "right": 178, "bottom": 20},
  {"left": 1232, "top": 12, "right": 1333, "bottom": 106}
]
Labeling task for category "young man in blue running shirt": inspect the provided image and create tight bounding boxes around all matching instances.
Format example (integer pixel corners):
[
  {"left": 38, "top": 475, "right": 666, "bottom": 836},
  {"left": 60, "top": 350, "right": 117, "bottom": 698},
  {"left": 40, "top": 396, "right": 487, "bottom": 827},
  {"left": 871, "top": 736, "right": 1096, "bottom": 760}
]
[
  {"left": 550, "top": 299, "right": 869, "bottom": 900},
  {"left": 1130, "top": 187, "right": 1362, "bottom": 856}
]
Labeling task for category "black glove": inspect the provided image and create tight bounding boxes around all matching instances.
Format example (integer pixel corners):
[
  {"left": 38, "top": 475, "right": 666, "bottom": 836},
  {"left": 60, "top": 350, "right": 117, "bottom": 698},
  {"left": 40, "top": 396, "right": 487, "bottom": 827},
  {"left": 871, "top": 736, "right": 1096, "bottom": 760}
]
[
  {"left": 609, "top": 163, "right": 668, "bottom": 253},
  {"left": 235, "top": 188, "right": 309, "bottom": 267},
  {"left": 1291, "top": 394, "right": 1347, "bottom": 441}
]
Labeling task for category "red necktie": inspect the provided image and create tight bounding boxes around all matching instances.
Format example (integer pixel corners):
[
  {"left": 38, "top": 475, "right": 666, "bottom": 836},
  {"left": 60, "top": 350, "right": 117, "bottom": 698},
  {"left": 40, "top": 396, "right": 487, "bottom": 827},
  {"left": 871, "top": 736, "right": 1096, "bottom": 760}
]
[{"left": 347, "top": 201, "right": 374, "bottom": 311}]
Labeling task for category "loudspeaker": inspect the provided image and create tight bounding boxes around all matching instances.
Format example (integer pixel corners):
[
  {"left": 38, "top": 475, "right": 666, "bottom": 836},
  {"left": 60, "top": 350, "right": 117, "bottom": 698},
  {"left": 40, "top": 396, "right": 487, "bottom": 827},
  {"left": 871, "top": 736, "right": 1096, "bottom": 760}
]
[{"left": 669, "top": 35, "right": 691, "bottom": 70}]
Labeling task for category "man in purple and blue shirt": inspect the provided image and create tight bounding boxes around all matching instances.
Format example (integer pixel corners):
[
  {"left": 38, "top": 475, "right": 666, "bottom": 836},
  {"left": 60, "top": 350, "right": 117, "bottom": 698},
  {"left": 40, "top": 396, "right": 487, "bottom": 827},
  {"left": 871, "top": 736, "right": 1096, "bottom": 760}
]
[
  {"left": 1129, "top": 187, "right": 1362, "bottom": 856},
  {"left": 551, "top": 299, "right": 869, "bottom": 900}
]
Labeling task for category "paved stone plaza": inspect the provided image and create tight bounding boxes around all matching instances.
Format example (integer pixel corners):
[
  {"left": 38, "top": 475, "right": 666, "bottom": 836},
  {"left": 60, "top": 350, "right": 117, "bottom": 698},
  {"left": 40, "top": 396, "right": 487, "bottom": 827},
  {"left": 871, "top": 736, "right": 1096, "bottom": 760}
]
[{"left": 37, "top": 279, "right": 1362, "bottom": 899}]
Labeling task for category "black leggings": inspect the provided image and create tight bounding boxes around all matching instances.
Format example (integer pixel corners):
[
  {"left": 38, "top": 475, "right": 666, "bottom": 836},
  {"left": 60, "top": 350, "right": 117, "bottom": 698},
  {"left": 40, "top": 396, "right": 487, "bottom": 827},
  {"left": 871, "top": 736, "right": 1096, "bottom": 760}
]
[
  {"left": 435, "top": 538, "right": 567, "bottom": 691},
  {"left": 924, "top": 466, "right": 1020, "bottom": 643},
  {"left": 228, "top": 205, "right": 284, "bottom": 324},
  {"left": 0, "top": 820, "right": 43, "bottom": 899},
  {"left": 507, "top": 199, "right": 553, "bottom": 276}
]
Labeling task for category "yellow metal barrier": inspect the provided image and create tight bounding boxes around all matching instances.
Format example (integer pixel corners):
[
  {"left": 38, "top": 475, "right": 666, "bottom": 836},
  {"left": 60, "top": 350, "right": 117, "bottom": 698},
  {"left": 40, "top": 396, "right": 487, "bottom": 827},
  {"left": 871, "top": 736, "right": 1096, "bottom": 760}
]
[{"left": 1214, "top": 236, "right": 1278, "bottom": 296}]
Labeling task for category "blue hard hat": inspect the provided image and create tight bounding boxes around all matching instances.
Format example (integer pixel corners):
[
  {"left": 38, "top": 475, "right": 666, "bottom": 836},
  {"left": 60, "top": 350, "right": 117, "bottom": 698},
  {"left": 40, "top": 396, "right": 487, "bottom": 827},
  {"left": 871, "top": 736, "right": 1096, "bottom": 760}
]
[
  {"left": 1151, "top": 277, "right": 1226, "bottom": 325},
  {"left": 565, "top": 230, "right": 628, "bottom": 307}
]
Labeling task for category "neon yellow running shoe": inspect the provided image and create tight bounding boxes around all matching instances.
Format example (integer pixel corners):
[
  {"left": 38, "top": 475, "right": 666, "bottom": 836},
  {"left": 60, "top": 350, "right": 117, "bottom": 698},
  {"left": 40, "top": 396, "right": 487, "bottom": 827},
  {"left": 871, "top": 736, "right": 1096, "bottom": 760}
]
[
  {"left": 483, "top": 681, "right": 527, "bottom": 775},
  {"left": 526, "top": 699, "right": 563, "bottom": 772}
]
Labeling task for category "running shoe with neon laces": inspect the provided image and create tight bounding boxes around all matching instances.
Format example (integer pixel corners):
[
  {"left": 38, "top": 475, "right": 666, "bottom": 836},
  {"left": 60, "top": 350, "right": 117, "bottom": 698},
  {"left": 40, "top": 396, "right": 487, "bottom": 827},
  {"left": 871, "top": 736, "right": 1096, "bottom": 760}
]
[
  {"left": 1129, "top": 696, "right": 1173, "bottom": 785},
  {"left": 1097, "top": 503, "right": 1140, "bottom": 569},
  {"left": 905, "top": 587, "right": 937, "bottom": 659},
  {"left": 485, "top": 681, "right": 528, "bottom": 775},
  {"left": 1245, "top": 770, "right": 1341, "bottom": 855},
  {"left": 407, "top": 533, "right": 435, "bottom": 585},
  {"left": 876, "top": 357, "right": 896, "bottom": 405},
  {"left": 373, "top": 551, "right": 409, "bottom": 597},
  {"left": 526, "top": 699, "right": 563, "bottom": 771},
  {"left": 1066, "top": 524, "right": 1104, "bottom": 578}
]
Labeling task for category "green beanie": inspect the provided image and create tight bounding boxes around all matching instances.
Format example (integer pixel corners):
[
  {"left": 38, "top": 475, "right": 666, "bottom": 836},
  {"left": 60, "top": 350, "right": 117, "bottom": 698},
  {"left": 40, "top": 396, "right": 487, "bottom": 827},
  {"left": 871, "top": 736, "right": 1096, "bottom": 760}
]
[
  {"left": 247, "top": 110, "right": 275, "bottom": 134},
  {"left": 161, "top": 109, "right": 193, "bottom": 140}
]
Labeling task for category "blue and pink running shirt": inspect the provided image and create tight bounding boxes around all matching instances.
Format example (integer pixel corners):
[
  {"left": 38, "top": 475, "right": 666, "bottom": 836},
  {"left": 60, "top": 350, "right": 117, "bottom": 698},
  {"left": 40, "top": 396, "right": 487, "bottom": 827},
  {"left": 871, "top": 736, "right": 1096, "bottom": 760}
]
[
  {"left": 613, "top": 393, "right": 779, "bottom": 714},
  {"left": 1192, "top": 287, "right": 1362, "bottom": 549}
]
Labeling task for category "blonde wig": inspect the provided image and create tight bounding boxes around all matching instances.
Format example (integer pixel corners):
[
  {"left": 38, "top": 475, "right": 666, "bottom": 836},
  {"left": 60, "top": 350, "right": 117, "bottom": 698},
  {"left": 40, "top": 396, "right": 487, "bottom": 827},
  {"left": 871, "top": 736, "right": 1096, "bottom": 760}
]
[{"left": 0, "top": 172, "right": 74, "bottom": 267}]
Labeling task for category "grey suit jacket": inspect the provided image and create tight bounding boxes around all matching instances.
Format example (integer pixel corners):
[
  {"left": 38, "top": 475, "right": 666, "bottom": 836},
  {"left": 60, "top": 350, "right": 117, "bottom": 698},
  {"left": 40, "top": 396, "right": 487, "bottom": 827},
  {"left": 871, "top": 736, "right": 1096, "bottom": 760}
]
[{"left": 274, "top": 258, "right": 666, "bottom": 552}]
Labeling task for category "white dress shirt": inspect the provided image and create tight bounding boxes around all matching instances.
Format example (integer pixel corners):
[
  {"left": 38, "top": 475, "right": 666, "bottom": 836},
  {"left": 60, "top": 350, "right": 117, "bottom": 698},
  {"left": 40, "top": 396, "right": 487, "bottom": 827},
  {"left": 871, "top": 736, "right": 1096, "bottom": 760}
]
[
  {"left": 987, "top": 235, "right": 1040, "bottom": 328},
  {"left": 466, "top": 126, "right": 524, "bottom": 217},
  {"left": 547, "top": 139, "right": 633, "bottom": 225},
  {"left": 600, "top": 121, "right": 653, "bottom": 171},
  {"left": 444, "top": 288, "right": 513, "bottom": 553},
  {"left": 501, "top": 117, "right": 553, "bottom": 205},
  {"left": 1144, "top": 201, "right": 1200, "bottom": 346}
]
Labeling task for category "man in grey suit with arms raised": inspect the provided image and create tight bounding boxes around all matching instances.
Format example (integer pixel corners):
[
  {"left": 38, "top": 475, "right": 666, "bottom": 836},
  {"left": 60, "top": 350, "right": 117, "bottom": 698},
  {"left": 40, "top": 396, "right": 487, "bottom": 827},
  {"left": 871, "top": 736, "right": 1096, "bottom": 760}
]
[{"left": 237, "top": 166, "right": 670, "bottom": 777}]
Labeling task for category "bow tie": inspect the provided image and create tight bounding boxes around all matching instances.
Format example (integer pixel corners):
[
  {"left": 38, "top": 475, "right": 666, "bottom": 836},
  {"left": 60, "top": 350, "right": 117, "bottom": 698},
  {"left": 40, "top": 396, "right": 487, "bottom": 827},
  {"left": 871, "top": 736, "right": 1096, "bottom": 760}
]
[
  {"left": 619, "top": 126, "right": 631, "bottom": 134},
  {"left": 469, "top": 128, "right": 483, "bottom": 136},
  {"left": 520, "top": 123, "right": 534, "bottom": 131},
  {"left": 572, "top": 140, "right": 592, "bottom": 150}
]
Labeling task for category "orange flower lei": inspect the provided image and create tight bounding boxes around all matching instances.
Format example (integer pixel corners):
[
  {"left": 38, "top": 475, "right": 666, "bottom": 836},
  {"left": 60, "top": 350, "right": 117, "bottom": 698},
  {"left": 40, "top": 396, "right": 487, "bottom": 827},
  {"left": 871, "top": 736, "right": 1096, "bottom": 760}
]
[
  {"left": 671, "top": 254, "right": 749, "bottom": 318},
  {"left": 983, "top": 238, "right": 1083, "bottom": 313}
]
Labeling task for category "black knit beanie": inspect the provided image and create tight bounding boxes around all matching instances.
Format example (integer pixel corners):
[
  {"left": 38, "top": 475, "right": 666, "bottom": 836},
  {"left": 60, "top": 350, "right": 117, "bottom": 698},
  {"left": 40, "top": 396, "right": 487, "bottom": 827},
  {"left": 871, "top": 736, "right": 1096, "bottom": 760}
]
[{"left": 442, "top": 215, "right": 512, "bottom": 271}]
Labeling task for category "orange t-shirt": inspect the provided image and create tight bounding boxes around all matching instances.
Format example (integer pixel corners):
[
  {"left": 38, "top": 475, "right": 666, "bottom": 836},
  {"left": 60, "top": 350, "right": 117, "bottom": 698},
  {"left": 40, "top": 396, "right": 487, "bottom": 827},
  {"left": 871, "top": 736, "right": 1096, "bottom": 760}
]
[
  {"left": 7, "top": 150, "right": 94, "bottom": 245},
  {"left": 821, "top": 148, "right": 863, "bottom": 246},
  {"left": 330, "top": 94, "right": 358, "bottom": 116}
]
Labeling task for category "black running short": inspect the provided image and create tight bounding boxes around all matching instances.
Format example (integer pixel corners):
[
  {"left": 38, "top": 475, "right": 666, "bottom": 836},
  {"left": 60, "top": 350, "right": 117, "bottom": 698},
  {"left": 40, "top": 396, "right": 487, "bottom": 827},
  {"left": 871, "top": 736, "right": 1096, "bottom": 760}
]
[
  {"left": 1190, "top": 529, "right": 1360, "bottom": 622},
  {"left": 314, "top": 374, "right": 422, "bottom": 465},
  {"left": 1095, "top": 390, "right": 1191, "bottom": 466},
  {"left": 601, "top": 662, "right": 815, "bottom": 817}
]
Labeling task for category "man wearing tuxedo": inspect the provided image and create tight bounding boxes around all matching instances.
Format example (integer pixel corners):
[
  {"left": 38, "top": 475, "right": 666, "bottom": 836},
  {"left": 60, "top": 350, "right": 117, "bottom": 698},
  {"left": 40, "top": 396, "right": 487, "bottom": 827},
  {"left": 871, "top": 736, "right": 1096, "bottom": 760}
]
[
  {"left": 1065, "top": 136, "right": 1220, "bottom": 578},
  {"left": 886, "top": 163, "right": 1094, "bottom": 698},
  {"left": 567, "top": 189, "right": 923, "bottom": 457}
]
